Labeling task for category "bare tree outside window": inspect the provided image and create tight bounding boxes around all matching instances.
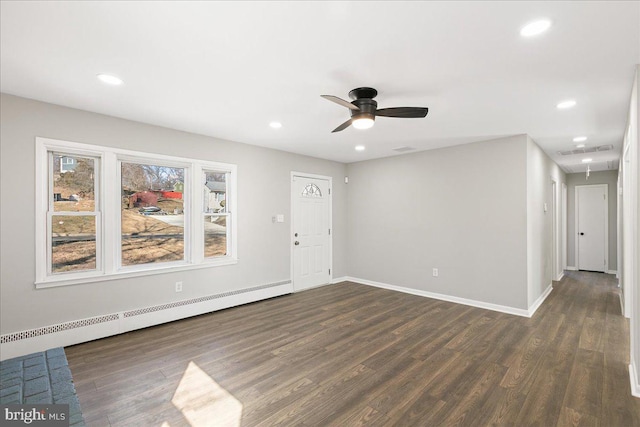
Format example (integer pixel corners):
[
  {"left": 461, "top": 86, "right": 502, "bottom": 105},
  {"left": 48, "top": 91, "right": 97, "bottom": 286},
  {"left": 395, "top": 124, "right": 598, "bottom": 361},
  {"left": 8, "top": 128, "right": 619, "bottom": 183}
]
[{"left": 121, "top": 162, "right": 185, "bottom": 266}]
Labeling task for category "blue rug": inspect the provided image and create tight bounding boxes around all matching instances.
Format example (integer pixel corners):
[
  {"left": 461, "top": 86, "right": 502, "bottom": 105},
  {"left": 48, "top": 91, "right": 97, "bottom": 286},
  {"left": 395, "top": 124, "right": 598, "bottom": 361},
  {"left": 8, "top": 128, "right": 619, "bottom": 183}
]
[{"left": 0, "top": 348, "right": 85, "bottom": 426}]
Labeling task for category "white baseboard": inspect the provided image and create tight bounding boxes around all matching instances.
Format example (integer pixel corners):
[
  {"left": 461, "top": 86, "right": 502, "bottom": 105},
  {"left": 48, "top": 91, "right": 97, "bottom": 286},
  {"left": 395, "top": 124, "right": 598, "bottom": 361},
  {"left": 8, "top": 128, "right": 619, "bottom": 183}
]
[
  {"left": 330, "top": 276, "right": 348, "bottom": 284},
  {"left": 528, "top": 284, "right": 553, "bottom": 317},
  {"left": 607, "top": 270, "right": 618, "bottom": 275},
  {"left": 619, "top": 292, "right": 627, "bottom": 319},
  {"left": 345, "top": 276, "right": 532, "bottom": 318},
  {"left": 630, "top": 362, "right": 640, "bottom": 398},
  {"left": 555, "top": 272, "right": 565, "bottom": 281},
  {"left": 0, "top": 280, "right": 293, "bottom": 361},
  {"left": 566, "top": 266, "right": 578, "bottom": 271}
]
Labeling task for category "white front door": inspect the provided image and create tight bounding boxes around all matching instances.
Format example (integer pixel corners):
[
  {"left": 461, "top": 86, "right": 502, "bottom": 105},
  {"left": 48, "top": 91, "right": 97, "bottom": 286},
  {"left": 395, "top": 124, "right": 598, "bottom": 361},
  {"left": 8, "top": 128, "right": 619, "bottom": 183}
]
[
  {"left": 576, "top": 184, "right": 608, "bottom": 272},
  {"left": 292, "top": 175, "right": 331, "bottom": 291}
]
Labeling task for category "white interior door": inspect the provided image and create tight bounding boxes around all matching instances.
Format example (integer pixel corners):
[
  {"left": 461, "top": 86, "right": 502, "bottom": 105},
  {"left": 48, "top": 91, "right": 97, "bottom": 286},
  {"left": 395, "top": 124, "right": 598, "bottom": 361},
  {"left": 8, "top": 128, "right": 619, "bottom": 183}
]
[
  {"left": 292, "top": 175, "right": 330, "bottom": 291},
  {"left": 576, "top": 184, "right": 608, "bottom": 272}
]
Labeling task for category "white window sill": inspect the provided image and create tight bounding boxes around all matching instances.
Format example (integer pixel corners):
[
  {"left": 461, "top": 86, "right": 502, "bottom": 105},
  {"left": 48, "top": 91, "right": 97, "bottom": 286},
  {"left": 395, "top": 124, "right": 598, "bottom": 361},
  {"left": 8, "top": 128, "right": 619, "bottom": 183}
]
[{"left": 35, "top": 258, "right": 238, "bottom": 289}]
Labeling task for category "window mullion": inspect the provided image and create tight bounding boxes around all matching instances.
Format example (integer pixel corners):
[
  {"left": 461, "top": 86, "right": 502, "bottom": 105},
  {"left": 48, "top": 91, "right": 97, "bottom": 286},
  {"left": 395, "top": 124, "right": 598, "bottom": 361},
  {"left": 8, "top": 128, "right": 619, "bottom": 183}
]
[
  {"left": 104, "top": 152, "right": 118, "bottom": 274},
  {"left": 192, "top": 165, "right": 204, "bottom": 263},
  {"left": 183, "top": 165, "right": 193, "bottom": 263}
]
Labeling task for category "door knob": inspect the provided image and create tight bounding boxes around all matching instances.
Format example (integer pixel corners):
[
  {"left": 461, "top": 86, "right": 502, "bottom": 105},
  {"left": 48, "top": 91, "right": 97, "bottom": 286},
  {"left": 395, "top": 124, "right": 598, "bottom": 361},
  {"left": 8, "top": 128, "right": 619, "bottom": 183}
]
[
  {"left": 294, "top": 241, "right": 300, "bottom": 245},
  {"left": 580, "top": 232, "right": 584, "bottom": 235}
]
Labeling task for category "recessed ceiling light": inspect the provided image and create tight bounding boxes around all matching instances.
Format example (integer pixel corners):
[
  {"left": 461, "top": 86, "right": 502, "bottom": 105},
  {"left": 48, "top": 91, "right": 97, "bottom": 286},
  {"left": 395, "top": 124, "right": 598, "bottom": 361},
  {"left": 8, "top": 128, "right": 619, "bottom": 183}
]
[
  {"left": 557, "top": 100, "right": 576, "bottom": 109},
  {"left": 575, "top": 144, "right": 586, "bottom": 148},
  {"left": 97, "top": 74, "right": 123, "bottom": 85},
  {"left": 269, "top": 122, "right": 282, "bottom": 129},
  {"left": 355, "top": 145, "right": 365, "bottom": 151},
  {"left": 520, "top": 19, "right": 552, "bottom": 37},
  {"left": 573, "top": 136, "right": 587, "bottom": 142},
  {"left": 582, "top": 158, "right": 593, "bottom": 163}
]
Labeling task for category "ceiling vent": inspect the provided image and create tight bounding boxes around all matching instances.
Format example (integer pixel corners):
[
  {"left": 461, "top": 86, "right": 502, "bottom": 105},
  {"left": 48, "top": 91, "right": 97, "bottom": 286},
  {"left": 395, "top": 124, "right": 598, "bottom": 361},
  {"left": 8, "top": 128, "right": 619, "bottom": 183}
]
[
  {"left": 557, "top": 145, "right": 613, "bottom": 156},
  {"left": 392, "top": 146, "right": 416, "bottom": 153}
]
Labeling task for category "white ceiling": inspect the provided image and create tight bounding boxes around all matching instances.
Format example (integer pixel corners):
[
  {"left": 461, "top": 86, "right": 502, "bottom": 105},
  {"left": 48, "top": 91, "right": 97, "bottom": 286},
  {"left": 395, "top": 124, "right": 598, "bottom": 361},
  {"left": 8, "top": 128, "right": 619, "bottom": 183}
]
[{"left": 1, "top": 2, "right": 639, "bottom": 172}]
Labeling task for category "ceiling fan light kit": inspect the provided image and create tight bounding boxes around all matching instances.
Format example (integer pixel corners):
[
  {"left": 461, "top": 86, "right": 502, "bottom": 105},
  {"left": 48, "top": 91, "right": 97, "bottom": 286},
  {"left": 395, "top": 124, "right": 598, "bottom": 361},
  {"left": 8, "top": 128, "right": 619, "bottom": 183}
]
[
  {"left": 352, "top": 114, "right": 375, "bottom": 130},
  {"left": 321, "top": 87, "right": 429, "bottom": 133}
]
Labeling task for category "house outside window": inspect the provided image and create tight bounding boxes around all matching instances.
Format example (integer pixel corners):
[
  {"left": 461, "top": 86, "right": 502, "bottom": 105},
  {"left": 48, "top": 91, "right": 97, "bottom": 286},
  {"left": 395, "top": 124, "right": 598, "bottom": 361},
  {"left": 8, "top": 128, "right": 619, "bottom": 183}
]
[{"left": 59, "top": 156, "right": 77, "bottom": 173}]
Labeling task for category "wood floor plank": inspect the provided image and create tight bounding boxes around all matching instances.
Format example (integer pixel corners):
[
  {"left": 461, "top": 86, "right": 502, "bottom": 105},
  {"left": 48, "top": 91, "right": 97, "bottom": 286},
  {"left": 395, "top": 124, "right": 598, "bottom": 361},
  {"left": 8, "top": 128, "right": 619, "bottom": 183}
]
[
  {"left": 498, "top": 333, "right": 546, "bottom": 391},
  {"left": 557, "top": 406, "right": 600, "bottom": 427},
  {"left": 561, "top": 348, "right": 604, "bottom": 419},
  {"left": 437, "top": 361, "right": 508, "bottom": 426},
  {"left": 578, "top": 316, "right": 605, "bottom": 352},
  {"left": 65, "top": 273, "right": 640, "bottom": 426}
]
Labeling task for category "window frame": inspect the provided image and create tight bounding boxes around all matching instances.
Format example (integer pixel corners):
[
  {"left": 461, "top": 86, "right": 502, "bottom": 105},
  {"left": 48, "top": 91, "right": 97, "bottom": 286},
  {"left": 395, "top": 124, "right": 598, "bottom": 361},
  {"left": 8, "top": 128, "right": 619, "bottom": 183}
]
[
  {"left": 35, "top": 137, "right": 238, "bottom": 288},
  {"left": 117, "top": 156, "right": 191, "bottom": 271},
  {"left": 202, "top": 169, "right": 231, "bottom": 260},
  {"left": 48, "top": 151, "right": 101, "bottom": 276}
]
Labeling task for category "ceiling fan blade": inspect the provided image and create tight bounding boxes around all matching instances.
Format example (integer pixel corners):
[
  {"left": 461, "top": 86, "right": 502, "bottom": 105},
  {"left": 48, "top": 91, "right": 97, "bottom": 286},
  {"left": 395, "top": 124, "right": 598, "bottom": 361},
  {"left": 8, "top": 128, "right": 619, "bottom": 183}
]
[
  {"left": 332, "top": 118, "right": 353, "bottom": 133},
  {"left": 375, "top": 107, "right": 429, "bottom": 118},
  {"left": 321, "top": 95, "right": 360, "bottom": 111}
]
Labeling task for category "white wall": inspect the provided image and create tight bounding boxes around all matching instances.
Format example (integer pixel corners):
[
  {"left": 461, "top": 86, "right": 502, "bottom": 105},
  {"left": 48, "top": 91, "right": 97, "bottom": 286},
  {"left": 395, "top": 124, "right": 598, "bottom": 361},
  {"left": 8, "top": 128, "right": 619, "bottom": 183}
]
[
  {"left": 621, "top": 66, "right": 640, "bottom": 396},
  {"left": 0, "top": 94, "right": 348, "bottom": 335},
  {"left": 634, "top": 65, "right": 640, "bottom": 397},
  {"left": 566, "top": 170, "right": 618, "bottom": 271},
  {"left": 346, "top": 135, "right": 530, "bottom": 310},
  {"left": 526, "top": 137, "right": 566, "bottom": 307}
]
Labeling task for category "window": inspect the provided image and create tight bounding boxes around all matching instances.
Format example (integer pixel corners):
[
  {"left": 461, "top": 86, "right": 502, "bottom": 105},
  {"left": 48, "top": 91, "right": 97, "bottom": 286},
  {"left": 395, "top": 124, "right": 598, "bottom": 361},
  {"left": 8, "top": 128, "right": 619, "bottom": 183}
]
[
  {"left": 36, "top": 137, "right": 237, "bottom": 287},
  {"left": 203, "top": 170, "right": 229, "bottom": 258},
  {"left": 120, "top": 161, "right": 186, "bottom": 267},
  {"left": 50, "top": 153, "right": 100, "bottom": 274},
  {"left": 302, "top": 183, "right": 322, "bottom": 198}
]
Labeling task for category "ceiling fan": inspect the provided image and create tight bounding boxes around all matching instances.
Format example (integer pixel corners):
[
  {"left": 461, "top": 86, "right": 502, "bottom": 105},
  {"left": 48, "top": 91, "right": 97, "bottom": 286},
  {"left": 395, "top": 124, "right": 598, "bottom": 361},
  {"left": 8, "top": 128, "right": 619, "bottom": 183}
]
[{"left": 321, "top": 87, "right": 429, "bottom": 133}]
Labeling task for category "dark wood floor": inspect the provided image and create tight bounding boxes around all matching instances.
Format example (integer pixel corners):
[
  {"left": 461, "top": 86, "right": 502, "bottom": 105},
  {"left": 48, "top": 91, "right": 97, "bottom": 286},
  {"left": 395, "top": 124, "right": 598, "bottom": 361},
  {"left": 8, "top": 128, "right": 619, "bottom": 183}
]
[{"left": 66, "top": 271, "right": 640, "bottom": 426}]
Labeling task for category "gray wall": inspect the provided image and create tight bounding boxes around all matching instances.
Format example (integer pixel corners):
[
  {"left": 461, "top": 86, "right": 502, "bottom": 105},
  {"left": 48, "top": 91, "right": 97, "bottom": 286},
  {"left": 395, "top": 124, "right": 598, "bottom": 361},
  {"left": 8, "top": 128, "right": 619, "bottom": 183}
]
[
  {"left": 526, "top": 137, "right": 566, "bottom": 306},
  {"left": 346, "top": 135, "right": 530, "bottom": 309},
  {"left": 0, "top": 94, "right": 348, "bottom": 334},
  {"left": 566, "top": 170, "right": 618, "bottom": 271}
]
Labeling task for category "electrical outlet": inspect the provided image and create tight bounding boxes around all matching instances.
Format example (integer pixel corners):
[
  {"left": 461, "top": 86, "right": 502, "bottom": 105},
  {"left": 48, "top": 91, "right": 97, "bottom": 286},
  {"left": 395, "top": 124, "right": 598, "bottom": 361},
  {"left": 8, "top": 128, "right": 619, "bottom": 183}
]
[
  {"left": 175, "top": 281, "right": 183, "bottom": 292},
  {"left": 432, "top": 268, "right": 439, "bottom": 277}
]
